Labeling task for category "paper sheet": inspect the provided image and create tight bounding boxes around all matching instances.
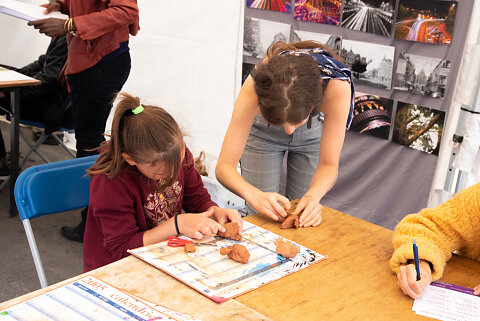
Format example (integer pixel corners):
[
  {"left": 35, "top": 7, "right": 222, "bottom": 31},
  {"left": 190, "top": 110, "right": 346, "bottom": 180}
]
[
  {"left": 128, "top": 221, "right": 327, "bottom": 303},
  {"left": 0, "top": 67, "right": 33, "bottom": 83},
  {"left": 0, "top": 275, "right": 198, "bottom": 321},
  {"left": 0, "top": 0, "right": 67, "bottom": 21},
  {"left": 413, "top": 281, "right": 480, "bottom": 321}
]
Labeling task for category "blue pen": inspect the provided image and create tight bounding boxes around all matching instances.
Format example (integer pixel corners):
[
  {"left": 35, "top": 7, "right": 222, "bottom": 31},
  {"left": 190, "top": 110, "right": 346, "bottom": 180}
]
[{"left": 413, "top": 238, "right": 421, "bottom": 281}]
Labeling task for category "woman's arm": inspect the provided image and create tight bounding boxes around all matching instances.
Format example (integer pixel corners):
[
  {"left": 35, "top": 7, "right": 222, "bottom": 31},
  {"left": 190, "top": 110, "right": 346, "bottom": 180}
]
[
  {"left": 294, "top": 79, "right": 351, "bottom": 227},
  {"left": 216, "top": 76, "right": 290, "bottom": 220}
]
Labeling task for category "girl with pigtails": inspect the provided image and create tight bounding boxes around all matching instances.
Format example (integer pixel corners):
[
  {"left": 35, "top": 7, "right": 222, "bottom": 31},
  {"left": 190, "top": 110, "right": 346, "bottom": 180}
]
[
  {"left": 83, "top": 93, "right": 242, "bottom": 272},
  {"left": 216, "top": 41, "right": 354, "bottom": 226}
]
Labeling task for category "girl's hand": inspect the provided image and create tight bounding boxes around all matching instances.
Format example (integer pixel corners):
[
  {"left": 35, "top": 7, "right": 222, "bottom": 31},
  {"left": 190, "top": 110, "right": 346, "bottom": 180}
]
[
  {"left": 211, "top": 206, "right": 243, "bottom": 231},
  {"left": 247, "top": 190, "right": 291, "bottom": 221},
  {"left": 397, "top": 260, "right": 433, "bottom": 299},
  {"left": 293, "top": 195, "right": 322, "bottom": 227},
  {"left": 178, "top": 208, "right": 226, "bottom": 240},
  {"left": 41, "top": 1, "right": 61, "bottom": 13}
]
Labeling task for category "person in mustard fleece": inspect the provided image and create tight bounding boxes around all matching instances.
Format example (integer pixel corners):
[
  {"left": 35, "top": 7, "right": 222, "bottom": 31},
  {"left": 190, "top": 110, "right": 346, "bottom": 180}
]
[{"left": 390, "top": 182, "right": 480, "bottom": 299}]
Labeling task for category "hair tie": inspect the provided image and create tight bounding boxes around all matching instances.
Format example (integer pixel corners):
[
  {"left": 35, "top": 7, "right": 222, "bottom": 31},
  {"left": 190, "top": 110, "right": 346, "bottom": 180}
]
[{"left": 132, "top": 105, "right": 144, "bottom": 115}]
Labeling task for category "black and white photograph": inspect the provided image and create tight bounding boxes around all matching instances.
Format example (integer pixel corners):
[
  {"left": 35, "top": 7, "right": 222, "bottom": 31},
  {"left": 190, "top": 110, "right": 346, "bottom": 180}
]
[
  {"left": 341, "top": 0, "right": 396, "bottom": 37},
  {"left": 293, "top": 30, "right": 342, "bottom": 55},
  {"left": 394, "top": 53, "right": 451, "bottom": 98},
  {"left": 241, "top": 62, "right": 256, "bottom": 84},
  {"left": 243, "top": 17, "right": 291, "bottom": 58},
  {"left": 340, "top": 39, "right": 395, "bottom": 89},
  {"left": 351, "top": 92, "right": 394, "bottom": 139},
  {"left": 393, "top": 102, "right": 445, "bottom": 155}
]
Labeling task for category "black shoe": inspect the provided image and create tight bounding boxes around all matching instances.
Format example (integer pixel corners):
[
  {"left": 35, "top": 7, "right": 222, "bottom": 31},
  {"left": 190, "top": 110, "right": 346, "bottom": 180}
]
[{"left": 61, "top": 226, "right": 83, "bottom": 242}]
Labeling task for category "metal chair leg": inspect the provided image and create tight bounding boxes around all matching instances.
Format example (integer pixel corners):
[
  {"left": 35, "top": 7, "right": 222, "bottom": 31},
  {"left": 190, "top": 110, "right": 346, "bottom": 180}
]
[{"left": 22, "top": 219, "right": 48, "bottom": 288}]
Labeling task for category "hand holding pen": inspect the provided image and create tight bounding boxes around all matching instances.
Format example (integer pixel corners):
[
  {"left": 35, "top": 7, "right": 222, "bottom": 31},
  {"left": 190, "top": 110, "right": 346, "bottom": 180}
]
[{"left": 396, "top": 240, "right": 433, "bottom": 299}]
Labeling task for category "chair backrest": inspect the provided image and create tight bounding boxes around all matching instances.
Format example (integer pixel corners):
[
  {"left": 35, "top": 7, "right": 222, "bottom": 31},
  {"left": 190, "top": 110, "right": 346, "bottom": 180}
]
[{"left": 14, "top": 155, "right": 98, "bottom": 220}]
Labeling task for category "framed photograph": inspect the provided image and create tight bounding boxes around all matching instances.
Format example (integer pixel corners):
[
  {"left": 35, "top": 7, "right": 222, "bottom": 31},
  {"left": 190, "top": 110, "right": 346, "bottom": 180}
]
[
  {"left": 341, "top": 39, "right": 395, "bottom": 89},
  {"left": 293, "top": 30, "right": 342, "bottom": 55},
  {"left": 243, "top": 17, "right": 291, "bottom": 58},
  {"left": 242, "top": 62, "right": 255, "bottom": 84},
  {"left": 341, "top": 0, "right": 395, "bottom": 37},
  {"left": 294, "top": 0, "right": 342, "bottom": 26},
  {"left": 246, "top": 0, "right": 292, "bottom": 13},
  {"left": 393, "top": 102, "right": 445, "bottom": 155},
  {"left": 394, "top": 53, "right": 451, "bottom": 98},
  {"left": 394, "top": 0, "right": 457, "bottom": 45},
  {"left": 351, "top": 93, "right": 394, "bottom": 139}
]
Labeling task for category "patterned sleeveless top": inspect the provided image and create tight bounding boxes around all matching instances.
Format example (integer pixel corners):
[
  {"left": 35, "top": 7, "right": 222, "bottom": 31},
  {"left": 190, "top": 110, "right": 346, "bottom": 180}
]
[{"left": 279, "top": 48, "right": 355, "bottom": 129}]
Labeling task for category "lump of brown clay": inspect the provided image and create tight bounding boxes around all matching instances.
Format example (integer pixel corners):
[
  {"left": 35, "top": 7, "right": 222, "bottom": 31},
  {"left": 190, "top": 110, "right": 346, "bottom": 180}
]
[
  {"left": 184, "top": 243, "right": 196, "bottom": 253},
  {"left": 281, "top": 214, "right": 299, "bottom": 229},
  {"left": 220, "top": 244, "right": 250, "bottom": 264},
  {"left": 275, "top": 238, "right": 300, "bottom": 258},
  {"left": 217, "top": 222, "right": 242, "bottom": 241}
]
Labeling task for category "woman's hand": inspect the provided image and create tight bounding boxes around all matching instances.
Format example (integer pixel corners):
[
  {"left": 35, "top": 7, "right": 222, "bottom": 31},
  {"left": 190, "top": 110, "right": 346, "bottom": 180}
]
[
  {"left": 397, "top": 260, "right": 433, "bottom": 299},
  {"left": 211, "top": 206, "right": 243, "bottom": 231},
  {"left": 473, "top": 284, "right": 480, "bottom": 296},
  {"left": 247, "top": 190, "right": 291, "bottom": 221},
  {"left": 178, "top": 208, "right": 226, "bottom": 240},
  {"left": 28, "top": 18, "right": 67, "bottom": 37},
  {"left": 293, "top": 194, "right": 322, "bottom": 227},
  {"left": 41, "top": 1, "right": 61, "bottom": 13}
]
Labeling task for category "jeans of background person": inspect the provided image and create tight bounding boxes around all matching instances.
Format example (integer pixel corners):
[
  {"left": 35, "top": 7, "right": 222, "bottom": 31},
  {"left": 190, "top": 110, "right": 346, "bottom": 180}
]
[
  {"left": 240, "top": 113, "right": 323, "bottom": 214},
  {"left": 67, "top": 52, "right": 131, "bottom": 158}
]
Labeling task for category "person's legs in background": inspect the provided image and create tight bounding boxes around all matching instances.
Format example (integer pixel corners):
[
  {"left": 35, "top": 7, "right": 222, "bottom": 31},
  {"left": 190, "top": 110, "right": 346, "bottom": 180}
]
[
  {"left": 61, "top": 52, "right": 131, "bottom": 242},
  {"left": 0, "top": 130, "right": 10, "bottom": 178}
]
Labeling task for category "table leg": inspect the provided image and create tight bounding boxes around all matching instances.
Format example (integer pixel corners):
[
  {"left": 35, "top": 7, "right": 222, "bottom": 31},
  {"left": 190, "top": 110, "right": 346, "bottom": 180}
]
[{"left": 9, "top": 88, "right": 19, "bottom": 217}]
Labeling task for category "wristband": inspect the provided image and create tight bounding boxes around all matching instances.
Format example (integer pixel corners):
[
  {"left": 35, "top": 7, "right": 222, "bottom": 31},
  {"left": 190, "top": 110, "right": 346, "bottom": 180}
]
[{"left": 174, "top": 214, "right": 181, "bottom": 235}]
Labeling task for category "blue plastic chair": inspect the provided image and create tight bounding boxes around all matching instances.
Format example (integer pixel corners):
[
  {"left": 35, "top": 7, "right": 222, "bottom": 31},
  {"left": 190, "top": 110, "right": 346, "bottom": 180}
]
[{"left": 14, "top": 155, "right": 98, "bottom": 288}]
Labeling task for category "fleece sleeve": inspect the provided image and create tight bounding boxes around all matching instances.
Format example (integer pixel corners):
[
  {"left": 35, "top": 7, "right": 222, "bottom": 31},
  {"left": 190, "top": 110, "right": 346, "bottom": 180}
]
[{"left": 89, "top": 175, "right": 145, "bottom": 261}]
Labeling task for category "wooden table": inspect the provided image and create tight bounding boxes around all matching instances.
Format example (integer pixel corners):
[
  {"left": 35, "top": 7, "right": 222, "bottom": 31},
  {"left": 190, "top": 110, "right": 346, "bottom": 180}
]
[
  {"left": 0, "top": 68, "right": 41, "bottom": 216},
  {"left": 2, "top": 207, "right": 480, "bottom": 320}
]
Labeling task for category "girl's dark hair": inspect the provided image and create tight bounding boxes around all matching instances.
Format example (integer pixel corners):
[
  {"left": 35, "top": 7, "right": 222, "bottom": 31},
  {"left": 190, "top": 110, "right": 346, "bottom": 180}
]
[
  {"left": 88, "top": 92, "right": 183, "bottom": 190},
  {"left": 253, "top": 40, "right": 341, "bottom": 125}
]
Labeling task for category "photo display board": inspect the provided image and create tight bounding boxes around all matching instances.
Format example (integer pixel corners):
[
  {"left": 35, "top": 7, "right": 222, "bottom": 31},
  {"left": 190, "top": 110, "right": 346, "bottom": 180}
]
[{"left": 242, "top": 0, "right": 474, "bottom": 228}]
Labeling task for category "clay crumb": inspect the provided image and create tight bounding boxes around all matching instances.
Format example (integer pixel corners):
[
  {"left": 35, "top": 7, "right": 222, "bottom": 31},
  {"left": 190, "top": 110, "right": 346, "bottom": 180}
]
[
  {"left": 220, "top": 244, "right": 250, "bottom": 264},
  {"left": 184, "top": 243, "right": 196, "bottom": 253},
  {"left": 275, "top": 238, "right": 300, "bottom": 258},
  {"left": 217, "top": 222, "right": 242, "bottom": 241}
]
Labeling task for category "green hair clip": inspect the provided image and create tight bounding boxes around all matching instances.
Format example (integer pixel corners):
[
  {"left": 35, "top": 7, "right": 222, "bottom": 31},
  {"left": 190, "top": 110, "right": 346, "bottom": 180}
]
[{"left": 132, "top": 105, "right": 144, "bottom": 115}]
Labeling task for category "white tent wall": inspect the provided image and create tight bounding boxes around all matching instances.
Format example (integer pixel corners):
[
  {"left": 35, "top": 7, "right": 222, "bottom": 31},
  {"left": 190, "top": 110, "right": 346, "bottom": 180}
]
[
  {"left": 0, "top": 1, "right": 51, "bottom": 67},
  {"left": 429, "top": 0, "right": 480, "bottom": 207},
  {"left": 121, "top": 0, "right": 244, "bottom": 161}
]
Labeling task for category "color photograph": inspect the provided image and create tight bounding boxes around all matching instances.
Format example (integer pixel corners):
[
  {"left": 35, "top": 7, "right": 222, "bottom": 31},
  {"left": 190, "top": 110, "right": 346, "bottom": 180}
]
[
  {"left": 246, "top": 0, "right": 292, "bottom": 13},
  {"left": 394, "top": 0, "right": 457, "bottom": 45},
  {"left": 351, "top": 93, "right": 393, "bottom": 139},
  {"left": 293, "top": 30, "right": 342, "bottom": 54},
  {"left": 341, "top": 0, "right": 396, "bottom": 37},
  {"left": 294, "top": 0, "right": 342, "bottom": 26},
  {"left": 394, "top": 53, "right": 451, "bottom": 98},
  {"left": 243, "top": 17, "right": 291, "bottom": 58},
  {"left": 393, "top": 102, "right": 445, "bottom": 155},
  {"left": 340, "top": 39, "right": 395, "bottom": 89}
]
